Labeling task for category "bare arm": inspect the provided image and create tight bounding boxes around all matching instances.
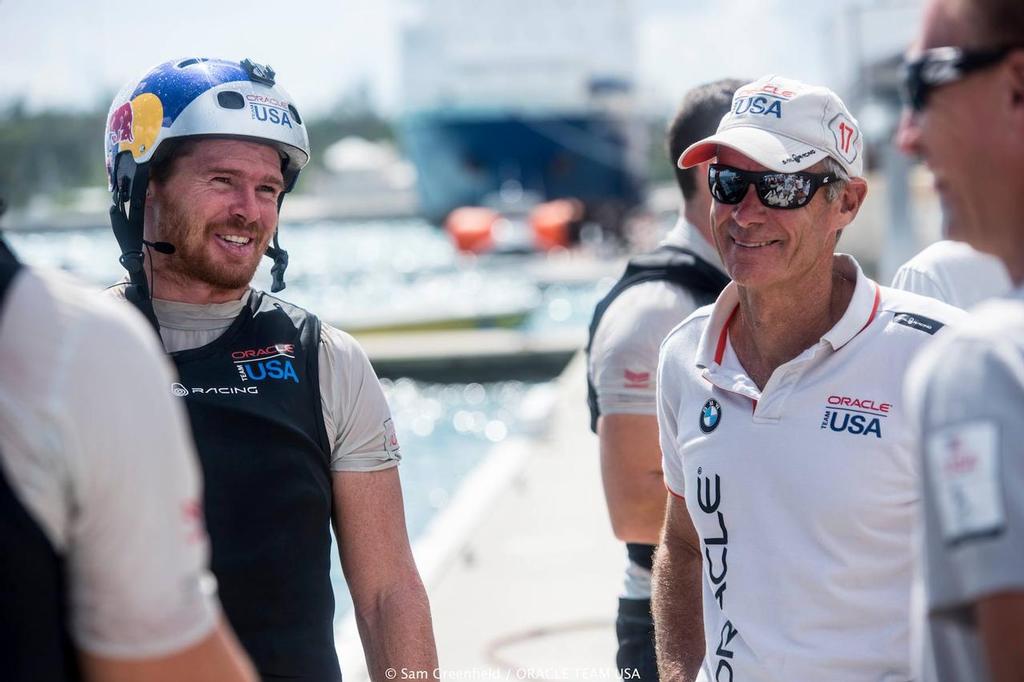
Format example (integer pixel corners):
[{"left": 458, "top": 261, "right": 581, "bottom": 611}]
[
  {"left": 976, "top": 591, "right": 1024, "bottom": 682},
  {"left": 80, "top": 618, "right": 256, "bottom": 682},
  {"left": 598, "top": 414, "right": 666, "bottom": 544},
  {"left": 333, "top": 467, "right": 438, "bottom": 677},
  {"left": 652, "top": 492, "right": 705, "bottom": 681}
]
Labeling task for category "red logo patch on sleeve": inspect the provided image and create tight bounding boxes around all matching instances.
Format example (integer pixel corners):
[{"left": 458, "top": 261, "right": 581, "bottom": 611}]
[
  {"left": 624, "top": 369, "right": 651, "bottom": 389},
  {"left": 383, "top": 418, "right": 401, "bottom": 459}
]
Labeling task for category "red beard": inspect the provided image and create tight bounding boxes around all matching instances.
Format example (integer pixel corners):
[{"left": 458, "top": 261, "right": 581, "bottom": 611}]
[{"left": 155, "top": 198, "right": 270, "bottom": 291}]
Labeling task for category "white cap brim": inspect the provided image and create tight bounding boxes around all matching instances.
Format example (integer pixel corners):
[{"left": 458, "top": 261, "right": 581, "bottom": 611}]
[{"left": 678, "top": 125, "right": 827, "bottom": 174}]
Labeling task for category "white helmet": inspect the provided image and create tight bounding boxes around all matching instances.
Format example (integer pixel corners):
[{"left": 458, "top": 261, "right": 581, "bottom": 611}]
[
  {"left": 105, "top": 57, "right": 309, "bottom": 300},
  {"left": 105, "top": 56, "right": 310, "bottom": 192}
]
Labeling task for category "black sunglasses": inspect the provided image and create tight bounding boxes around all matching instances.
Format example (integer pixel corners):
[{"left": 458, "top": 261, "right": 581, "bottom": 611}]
[
  {"left": 901, "top": 44, "right": 1023, "bottom": 111},
  {"left": 708, "top": 164, "right": 840, "bottom": 210}
]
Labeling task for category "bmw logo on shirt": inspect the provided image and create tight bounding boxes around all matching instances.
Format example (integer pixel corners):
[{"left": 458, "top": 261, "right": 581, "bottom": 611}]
[{"left": 700, "top": 399, "right": 722, "bottom": 433}]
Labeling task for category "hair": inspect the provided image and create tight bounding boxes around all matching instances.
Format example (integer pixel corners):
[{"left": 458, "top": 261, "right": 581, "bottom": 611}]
[
  {"left": 148, "top": 138, "right": 202, "bottom": 185},
  {"left": 821, "top": 157, "right": 850, "bottom": 203},
  {"left": 667, "top": 78, "right": 748, "bottom": 200},
  {"left": 959, "top": 0, "right": 1024, "bottom": 46}
]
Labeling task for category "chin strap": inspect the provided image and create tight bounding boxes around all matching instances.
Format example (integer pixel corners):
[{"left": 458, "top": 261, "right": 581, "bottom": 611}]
[
  {"left": 110, "top": 164, "right": 161, "bottom": 332},
  {"left": 265, "top": 192, "right": 289, "bottom": 293},
  {"left": 265, "top": 231, "right": 289, "bottom": 293}
]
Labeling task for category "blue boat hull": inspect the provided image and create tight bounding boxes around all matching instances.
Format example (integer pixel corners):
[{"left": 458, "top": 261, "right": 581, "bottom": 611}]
[{"left": 398, "top": 110, "right": 645, "bottom": 227}]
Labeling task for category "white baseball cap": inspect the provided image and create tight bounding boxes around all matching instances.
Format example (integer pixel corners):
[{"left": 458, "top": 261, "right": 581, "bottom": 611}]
[{"left": 678, "top": 75, "right": 864, "bottom": 178}]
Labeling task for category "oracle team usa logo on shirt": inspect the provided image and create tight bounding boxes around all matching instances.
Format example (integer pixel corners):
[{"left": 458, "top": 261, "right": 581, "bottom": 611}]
[
  {"left": 696, "top": 467, "right": 740, "bottom": 679},
  {"left": 819, "top": 394, "right": 890, "bottom": 438},
  {"left": 231, "top": 343, "right": 300, "bottom": 384}
]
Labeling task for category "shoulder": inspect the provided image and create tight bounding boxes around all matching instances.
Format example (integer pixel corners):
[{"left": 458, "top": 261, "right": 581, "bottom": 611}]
[
  {"left": 600, "top": 276, "right": 704, "bottom": 321},
  {"left": 905, "top": 301, "right": 1024, "bottom": 490},
  {"left": 900, "top": 240, "right": 996, "bottom": 273},
  {"left": 876, "top": 285, "right": 969, "bottom": 340},
  {"left": 892, "top": 241, "right": 1010, "bottom": 306},
  {"left": 8, "top": 268, "right": 161, "bottom": 362},
  {"left": 897, "top": 240, "right": 1007, "bottom": 280},
  {"left": 913, "top": 296, "right": 1024, "bottom": 367},
  {"left": 594, "top": 280, "right": 704, "bottom": 351},
  {"left": 319, "top": 322, "right": 368, "bottom": 358},
  {"left": 657, "top": 303, "right": 714, "bottom": 392},
  {"left": 318, "top": 322, "right": 377, "bottom": 384},
  {"left": 661, "top": 302, "right": 714, "bottom": 357}
]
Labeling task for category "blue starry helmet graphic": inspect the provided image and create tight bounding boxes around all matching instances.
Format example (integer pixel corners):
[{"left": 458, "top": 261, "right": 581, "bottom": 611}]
[
  {"left": 699, "top": 398, "right": 722, "bottom": 434},
  {"left": 104, "top": 57, "right": 310, "bottom": 192}
]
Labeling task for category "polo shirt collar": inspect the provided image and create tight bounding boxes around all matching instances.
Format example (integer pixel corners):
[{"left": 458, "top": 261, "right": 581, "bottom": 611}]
[
  {"left": 695, "top": 254, "right": 880, "bottom": 370},
  {"left": 820, "top": 255, "right": 880, "bottom": 351}
]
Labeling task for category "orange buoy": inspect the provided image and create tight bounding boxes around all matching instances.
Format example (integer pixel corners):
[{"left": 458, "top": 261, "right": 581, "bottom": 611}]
[
  {"left": 530, "top": 198, "right": 583, "bottom": 251},
  {"left": 445, "top": 207, "right": 500, "bottom": 253}
]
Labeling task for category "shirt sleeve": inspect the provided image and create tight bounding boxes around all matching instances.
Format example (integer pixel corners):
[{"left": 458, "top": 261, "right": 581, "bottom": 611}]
[
  {"left": 590, "top": 282, "right": 697, "bottom": 419},
  {"left": 890, "top": 264, "right": 951, "bottom": 304},
  {"left": 62, "top": 297, "right": 218, "bottom": 658},
  {"left": 657, "top": 334, "right": 686, "bottom": 499},
  {"left": 319, "top": 324, "right": 401, "bottom": 472},
  {"left": 908, "top": 334, "right": 1024, "bottom": 615}
]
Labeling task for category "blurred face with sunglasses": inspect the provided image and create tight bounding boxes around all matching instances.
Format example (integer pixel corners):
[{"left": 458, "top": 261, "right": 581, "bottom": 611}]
[
  {"left": 897, "top": 0, "right": 1024, "bottom": 269},
  {"left": 709, "top": 147, "right": 866, "bottom": 292}
]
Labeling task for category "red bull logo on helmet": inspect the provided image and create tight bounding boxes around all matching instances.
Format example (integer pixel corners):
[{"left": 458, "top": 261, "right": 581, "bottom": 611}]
[{"left": 107, "top": 92, "right": 164, "bottom": 161}]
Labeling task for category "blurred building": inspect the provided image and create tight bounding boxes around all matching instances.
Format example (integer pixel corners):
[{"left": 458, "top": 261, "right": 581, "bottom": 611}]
[{"left": 396, "top": 0, "right": 647, "bottom": 231}]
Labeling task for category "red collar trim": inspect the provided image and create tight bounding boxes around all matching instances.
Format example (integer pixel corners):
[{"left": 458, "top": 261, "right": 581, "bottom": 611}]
[
  {"left": 856, "top": 284, "right": 881, "bottom": 336},
  {"left": 714, "top": 305, "right": 740, "bottom": 365}
]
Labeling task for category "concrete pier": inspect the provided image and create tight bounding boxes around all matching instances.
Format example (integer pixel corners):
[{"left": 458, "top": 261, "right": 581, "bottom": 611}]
[
  {"left": 337, "top": 353, "right": 626, "bottom": 679},
  {"left": 357, "top": 328, "right": 585, "bottom": 382}
]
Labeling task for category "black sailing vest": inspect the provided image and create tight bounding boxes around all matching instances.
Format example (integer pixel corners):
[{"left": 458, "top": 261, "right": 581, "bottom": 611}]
[
  {"left": 170, "top": 290, "right": 338, "bottom": 681},
  {"left": 0, "top": 252, "right": 81, "bottom": 681},
  {"left": 585, "top": 244, "right": 729, "bottom": 572}
]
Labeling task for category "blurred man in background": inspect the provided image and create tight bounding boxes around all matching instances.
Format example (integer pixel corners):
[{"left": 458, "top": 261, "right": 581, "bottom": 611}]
[
  {"left": 586, "top": 79, "right": 740, "bottom": 679},
  {"left": 0, "top": 212, "right": 255, "bottom": 680},
  {"left": 897, "top": 0, "right": 1024, "bottom": 680},
  {"left": 891, "top": 239, "right": 1010, "bottom": 309}
]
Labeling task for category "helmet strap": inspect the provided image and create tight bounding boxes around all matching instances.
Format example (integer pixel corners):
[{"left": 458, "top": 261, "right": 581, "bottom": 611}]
[
  {"left": 266, "top": 230, "right": 289, "bottom": 293},
  {"left": 265, "top": 191, "right": 289, "bottom": 293},
  {"left": 110, "top": 163, "right": 160, "bottom": 331}
]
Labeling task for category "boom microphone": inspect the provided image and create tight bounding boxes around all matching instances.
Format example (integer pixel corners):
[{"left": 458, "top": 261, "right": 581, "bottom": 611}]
[{"left": 143, "top": 240, "right": 176, "bottom": 255}]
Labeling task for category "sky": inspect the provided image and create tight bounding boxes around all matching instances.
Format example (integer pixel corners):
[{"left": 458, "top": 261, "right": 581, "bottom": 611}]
[{"left": 0, "top": 0, "right": 923, "bottom": 117}]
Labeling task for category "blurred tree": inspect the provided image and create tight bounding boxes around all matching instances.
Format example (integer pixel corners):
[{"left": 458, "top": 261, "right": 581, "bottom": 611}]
[
  {"left": 0, "top": 100, "right": 396, "bottom": 206},
  {"left": 0, "top": 103, "right": 107, "bottom": 207}
]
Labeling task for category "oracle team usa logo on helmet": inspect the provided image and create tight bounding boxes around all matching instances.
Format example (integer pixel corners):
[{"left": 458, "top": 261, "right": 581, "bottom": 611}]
[{"left": 700, "top": 399, "right": 722, "bottom": 434}]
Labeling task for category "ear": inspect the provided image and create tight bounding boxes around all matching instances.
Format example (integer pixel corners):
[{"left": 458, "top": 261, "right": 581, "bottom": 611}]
[
  {"left": 836, "top": 177, "right": 868, "bottom": 228},
  {"left": 1007, "top": 49, "right": 1024, "bottom": 113}
]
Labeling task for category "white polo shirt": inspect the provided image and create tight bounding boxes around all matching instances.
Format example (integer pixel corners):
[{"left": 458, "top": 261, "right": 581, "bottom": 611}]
[
  {"left": 0, "top": 267, "right": 218, "bottom": 658},
  {"left": 658, "top": 255, "right": 966, "bottom": 682},
  {"left": 891, "top": 240, "right": 1010, "bottom": 309}
]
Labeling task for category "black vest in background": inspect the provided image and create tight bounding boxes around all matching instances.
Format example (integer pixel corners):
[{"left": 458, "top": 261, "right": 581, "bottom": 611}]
[
  {"left": 171, "top": 291, "right": 338, "bottom": 681},
  {"left": 0, "top": 253, "right": 81, "bottom": 681},
  {"left": 585, "top": 244, "right": 729, "bottom": 573}
]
